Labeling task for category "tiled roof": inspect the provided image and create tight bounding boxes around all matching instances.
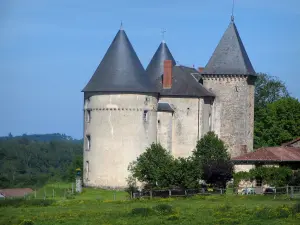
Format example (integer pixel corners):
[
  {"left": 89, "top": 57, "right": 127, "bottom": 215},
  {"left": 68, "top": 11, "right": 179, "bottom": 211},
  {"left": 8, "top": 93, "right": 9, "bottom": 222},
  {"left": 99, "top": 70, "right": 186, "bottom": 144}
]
[
  {"left": 0, "top": 188, "right": 33, "bottom": 197},
  {"left": 231, "top": 147, "right": 300, "bottom": 162},
  {"left": 281, "top": 137, "right": 300, "bottom": 147}
]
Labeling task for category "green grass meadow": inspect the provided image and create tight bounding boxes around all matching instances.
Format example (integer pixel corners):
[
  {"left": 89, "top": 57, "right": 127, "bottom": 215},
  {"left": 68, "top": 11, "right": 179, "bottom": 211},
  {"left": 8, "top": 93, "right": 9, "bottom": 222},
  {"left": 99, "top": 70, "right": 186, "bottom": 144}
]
[{"left": 1, "top": 185, "right": 300, "bottom": 225}]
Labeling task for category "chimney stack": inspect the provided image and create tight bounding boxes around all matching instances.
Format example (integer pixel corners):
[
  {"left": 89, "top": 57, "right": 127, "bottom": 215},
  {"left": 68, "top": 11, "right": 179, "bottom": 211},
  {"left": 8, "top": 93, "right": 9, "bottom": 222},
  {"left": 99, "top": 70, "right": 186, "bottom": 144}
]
[
  {"left": 163, "top": 60, "right": 172, "bottom": 89},
  {"left": 198, "top": 67, "right": 204, "bottom": 73}
]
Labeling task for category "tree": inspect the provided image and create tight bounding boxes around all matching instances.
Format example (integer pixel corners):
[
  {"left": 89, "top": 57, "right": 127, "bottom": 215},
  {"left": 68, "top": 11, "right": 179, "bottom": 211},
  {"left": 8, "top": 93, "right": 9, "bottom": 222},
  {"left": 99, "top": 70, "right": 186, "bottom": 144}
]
[
  {"left": 254, "top": 97, "right": 300, "bottom": 148},
  {"left": 192, "top": 132, "right": 233, "bottom": 188},
  {"left": 172, "top": 157, "right": 202, "bottom": 189},
  {"left": 255, "top": 73, "right": 289, "bottom": 110},
  {"left": 128, "top": 143, "right": 174, "bottom": 189}
]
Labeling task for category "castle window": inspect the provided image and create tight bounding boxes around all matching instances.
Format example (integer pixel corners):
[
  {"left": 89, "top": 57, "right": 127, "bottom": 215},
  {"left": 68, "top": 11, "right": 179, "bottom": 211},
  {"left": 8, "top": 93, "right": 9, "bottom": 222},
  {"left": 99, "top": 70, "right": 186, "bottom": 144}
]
[
  {"left": 199, "top": 78, "right": 203, "bottom": 85},
  {"left": 86, "top": 135, "right": 91, "bottom": 151},
  {"left": 86, "top": 110, "right": 91, "bottom": 123},
  {"left": 143, "top": 110, "right": 148, "bottom": 122},
  {"left": 86, "top": 160, "right": 89, "bottom": 180},
  {"left": 209, "top": 113, "right": 212, "bottom": 131},
  {"left": 85, "top": 98, "right": 90, "bottom": 108}
]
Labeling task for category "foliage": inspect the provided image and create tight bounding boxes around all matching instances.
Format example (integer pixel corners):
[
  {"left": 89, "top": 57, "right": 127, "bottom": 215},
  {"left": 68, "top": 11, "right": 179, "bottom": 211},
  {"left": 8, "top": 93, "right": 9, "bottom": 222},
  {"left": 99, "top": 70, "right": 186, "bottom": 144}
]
[
  {"left": 171, "top": 157, "right": 201, "bottom": 189},
  {"left": 125, "top": 175, "right": 138, "bottom": 196},
  {"left": 0, "top": 199, "right": 55, "bottom": 208},
  {"left": 0, "top": 134, "right": 82, "bottom": 188},
  {"left": 192, "top": 132, "right": 233, "bottom": 187},
  {"left": 254, "top": 73, "right": 289, "bottom": 109},
  {"left": 254, "top": 97, "right": 300, "bottom": 148},
  {"left": 289, "top": 170, "right": 300, "bottom": 186},
  {"left": 1, "top": 194, "right": 300, "bottom": 225},
  {"left": 233, "top": 166, "right": 293, "bottom": 187},
  {"left": 128, "top": 143, "right": 175, "bottom": 189}
]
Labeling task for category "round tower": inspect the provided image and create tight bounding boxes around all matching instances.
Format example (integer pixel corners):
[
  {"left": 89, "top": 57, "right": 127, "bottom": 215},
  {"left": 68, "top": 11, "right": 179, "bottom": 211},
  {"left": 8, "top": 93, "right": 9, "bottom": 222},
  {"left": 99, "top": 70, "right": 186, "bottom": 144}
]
[{"left": 82, "top": 28, "right": 158, "bottom": 188}]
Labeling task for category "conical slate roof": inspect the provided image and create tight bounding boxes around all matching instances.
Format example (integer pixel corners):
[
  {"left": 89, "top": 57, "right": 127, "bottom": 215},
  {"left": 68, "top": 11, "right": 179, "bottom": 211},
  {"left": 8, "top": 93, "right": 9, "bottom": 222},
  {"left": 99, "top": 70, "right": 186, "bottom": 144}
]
[
  {"left": 203, "top": 20, "right": 256, "bottom": 75},
  {"left": 82, "top": 29, "right": 157, "bottom": 93},
  {"left": 146, "top": 41, "right": 176, "bottom": 81}
]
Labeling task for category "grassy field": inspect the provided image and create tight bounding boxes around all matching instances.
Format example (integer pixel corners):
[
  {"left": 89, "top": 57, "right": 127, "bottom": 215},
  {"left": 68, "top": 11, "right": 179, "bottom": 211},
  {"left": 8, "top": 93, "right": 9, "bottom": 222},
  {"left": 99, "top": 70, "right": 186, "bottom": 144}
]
[{"left": 1, "top": 187, "right": 300, "bottom": 225}]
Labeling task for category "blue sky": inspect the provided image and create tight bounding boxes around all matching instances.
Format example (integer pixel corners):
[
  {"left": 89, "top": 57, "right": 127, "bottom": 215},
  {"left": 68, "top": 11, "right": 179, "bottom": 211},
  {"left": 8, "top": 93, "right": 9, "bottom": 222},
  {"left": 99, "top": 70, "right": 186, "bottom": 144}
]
[{"left": 0, "top": 0, "right": 299, "bottom": 139}]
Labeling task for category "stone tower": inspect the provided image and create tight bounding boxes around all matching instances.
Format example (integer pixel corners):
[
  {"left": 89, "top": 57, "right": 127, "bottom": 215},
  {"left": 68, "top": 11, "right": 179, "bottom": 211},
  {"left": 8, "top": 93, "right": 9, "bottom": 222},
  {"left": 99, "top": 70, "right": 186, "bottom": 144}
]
[
  {"left": 82, "top": 28, "right": 158, "bottom": 188},
  {"left": 201, "top": 18, "right": 257, "bottom": 158}
]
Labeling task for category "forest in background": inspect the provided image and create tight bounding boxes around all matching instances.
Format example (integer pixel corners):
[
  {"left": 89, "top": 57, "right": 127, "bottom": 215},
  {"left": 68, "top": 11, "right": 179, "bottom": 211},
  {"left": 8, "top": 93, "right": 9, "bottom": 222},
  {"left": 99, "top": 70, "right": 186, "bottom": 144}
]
[{"left": 0, "top": 134, "right": 83, "bottom": 188}]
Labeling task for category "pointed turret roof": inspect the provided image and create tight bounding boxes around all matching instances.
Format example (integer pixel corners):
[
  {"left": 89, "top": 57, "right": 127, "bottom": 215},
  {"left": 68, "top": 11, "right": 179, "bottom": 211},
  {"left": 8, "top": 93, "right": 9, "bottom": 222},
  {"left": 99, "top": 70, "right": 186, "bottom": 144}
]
[
  {"left": 203, "top": 20, "right": 256, "bottom": 75},
  {"left": 146, "top": 41, "right": 176, "bottom": 81},
  {"left": 82, "top": 29, "right": 157, "bottom": 93}
]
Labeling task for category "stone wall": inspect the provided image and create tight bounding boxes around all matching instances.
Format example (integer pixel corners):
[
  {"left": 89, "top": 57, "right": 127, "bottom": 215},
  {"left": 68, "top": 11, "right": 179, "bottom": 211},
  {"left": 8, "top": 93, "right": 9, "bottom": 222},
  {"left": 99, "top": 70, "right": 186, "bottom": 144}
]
[
  {"left": 202, "top": 75, "right": 255, "bottom": 157},
  {"left": 83, "top": 93, "right": 158, "bottom": 188},
  {"left": 157, "top": 111, "right": 173, "bottom": 152},
  {"left": 159, "top": 97, "right": 201, "bottom": 158}
]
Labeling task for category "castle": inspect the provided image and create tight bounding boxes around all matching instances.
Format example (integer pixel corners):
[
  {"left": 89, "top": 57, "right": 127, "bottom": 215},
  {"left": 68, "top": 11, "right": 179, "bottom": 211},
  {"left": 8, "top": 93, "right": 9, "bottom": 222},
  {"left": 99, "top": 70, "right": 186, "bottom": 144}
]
[{"left": 82, "top": 17, "right": 257, "bottom": 188}]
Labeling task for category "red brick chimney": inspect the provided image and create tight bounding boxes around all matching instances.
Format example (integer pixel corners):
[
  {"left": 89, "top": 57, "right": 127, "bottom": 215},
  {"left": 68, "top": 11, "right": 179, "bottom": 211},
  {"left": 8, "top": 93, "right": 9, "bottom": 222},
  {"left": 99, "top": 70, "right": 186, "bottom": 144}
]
[
  {"left": 198, "top": 67, "right": 204, "bottom": 73},
  {"left": 163, "top": 60, "right": 172, "bottom": 89}
]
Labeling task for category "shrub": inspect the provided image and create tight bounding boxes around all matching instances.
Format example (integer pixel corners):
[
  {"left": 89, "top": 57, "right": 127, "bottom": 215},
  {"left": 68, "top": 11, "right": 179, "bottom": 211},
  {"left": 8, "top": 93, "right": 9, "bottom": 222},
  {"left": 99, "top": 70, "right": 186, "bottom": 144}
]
[
  {"left": 0, "top": 199, "right": 55, "bottom": 208},
  {"left": 19, "top": 219, "right": 34, "bottom": 225},
  {"left": 131, "top": 207, "right": 153, "bottom": 216},
  {"left": 152, "top": 204, "right": 173, "bottom": 215}
]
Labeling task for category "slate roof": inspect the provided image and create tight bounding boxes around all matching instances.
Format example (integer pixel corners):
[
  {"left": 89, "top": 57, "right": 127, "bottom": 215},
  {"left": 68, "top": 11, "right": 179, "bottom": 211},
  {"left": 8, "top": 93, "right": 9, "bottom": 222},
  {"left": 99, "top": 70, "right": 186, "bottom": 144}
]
[
  {"left": 146, "top": 41, "right": 176, "bottom": 81},
  {"left": 82, "top": 29, "right": 157, "bottom": 93},
  {"left": 156, "top": 66, "right": 215, "bottom": 97},
  {"left": 157, "top": 102, "right": 174, "bottom": 112},
  {"left": 231, "top": 147, "right": 300, "bottom": 162},
  {"left": 203, "top": 20, "right": 256, "bottom": 75}
]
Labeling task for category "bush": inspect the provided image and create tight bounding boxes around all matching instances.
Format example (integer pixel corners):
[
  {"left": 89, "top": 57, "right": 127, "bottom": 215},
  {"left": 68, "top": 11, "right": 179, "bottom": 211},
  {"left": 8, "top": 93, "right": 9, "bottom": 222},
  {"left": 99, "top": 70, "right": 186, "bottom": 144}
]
[
  {"left": 131, "top": 207, "right": 153, "bottom": 216},
  {"left": 0, "top": 199, "right": 55, "bottom": 208},
  {"left": 152, "top": 204, "right": 173, "bottom": 215},
  {"left": 19, "top": 220, "right": 34, "bottom": 225}
]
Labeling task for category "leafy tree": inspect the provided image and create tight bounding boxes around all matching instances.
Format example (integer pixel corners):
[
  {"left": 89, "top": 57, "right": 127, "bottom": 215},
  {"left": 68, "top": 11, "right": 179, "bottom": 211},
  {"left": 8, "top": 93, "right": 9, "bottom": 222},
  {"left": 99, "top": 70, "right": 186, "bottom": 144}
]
[
  {"left": 255, "top": 73, "right": 289, "bottom": 109},
  {"left": 192, "top": 132, "right": 233, "bottom": 188},
  {"left": 172, "top": 157, "right": 202, "bottom": 189},
  {"left": 254, "top": 97, "right": 300, "bottom": 148},
  {"left": 128, "top": 143, "right": 174, "bottom": 189}
]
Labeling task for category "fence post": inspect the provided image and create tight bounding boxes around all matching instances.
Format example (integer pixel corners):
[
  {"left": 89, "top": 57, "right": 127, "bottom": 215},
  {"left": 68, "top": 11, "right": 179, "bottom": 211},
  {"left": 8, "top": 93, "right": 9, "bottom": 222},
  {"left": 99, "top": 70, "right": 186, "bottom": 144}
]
[
  {"left": 169, "top": 190, "right": 171, "bottom": 197},
  {"left": 150, "top": 190, "right": 153, "bottom": 199},
  {"left": 291, "top": 186, "right": 294, "bottom": 199},
  {"left": 34, "top": 190, "right": 36, "bottom": 199},
  {"left": 286, "top": 185, "right": 289, "bottom": 198},
  {"left": 220, "top": 189, "right": 223, "bottom": 195},
  {"left": 72, "top": 183, "right": 74, "bottom": 194},
  {"left": 185, "top": 190, "right": 187, "bottom": 196},
  {"left": 113, "top": 191, "right": 116, "bottom": 201}
]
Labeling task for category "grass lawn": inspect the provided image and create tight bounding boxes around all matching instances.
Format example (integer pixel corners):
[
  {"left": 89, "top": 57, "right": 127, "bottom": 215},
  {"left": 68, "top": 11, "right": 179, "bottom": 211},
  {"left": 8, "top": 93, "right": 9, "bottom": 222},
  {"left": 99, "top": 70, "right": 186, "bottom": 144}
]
[{"left": 1, "top": 188, "right": 300, "bottom": 225}]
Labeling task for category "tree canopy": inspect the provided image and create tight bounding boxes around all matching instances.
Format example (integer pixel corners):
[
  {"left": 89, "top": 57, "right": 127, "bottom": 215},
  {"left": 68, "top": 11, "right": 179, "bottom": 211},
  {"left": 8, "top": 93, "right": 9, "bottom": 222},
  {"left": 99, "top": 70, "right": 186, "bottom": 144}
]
[
  {"left": 192, "top": 132, "right": 233, "bottom": 188},
  {"left": 0, "top": 134, "right": 83, "bottom": 188},
  {"left": 254, "top": 73, "right": 299, "bottom": 148}
]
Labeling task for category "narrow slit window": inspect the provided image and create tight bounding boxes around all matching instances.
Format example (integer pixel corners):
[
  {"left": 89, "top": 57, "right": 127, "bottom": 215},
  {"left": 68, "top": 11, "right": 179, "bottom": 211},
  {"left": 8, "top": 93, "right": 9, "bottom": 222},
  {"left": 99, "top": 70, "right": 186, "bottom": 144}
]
[
  {"left": 86, "top": 135, "right": 91, "bottom": 150},
  {"left": 143, "top": 110, "right": 148, "bottom": 122},
  {"left": 86, "top": 110, "right": 91, "bottom": 123},
  {"left": 86, "top": 160, "right": 89, "bottom": 179}
]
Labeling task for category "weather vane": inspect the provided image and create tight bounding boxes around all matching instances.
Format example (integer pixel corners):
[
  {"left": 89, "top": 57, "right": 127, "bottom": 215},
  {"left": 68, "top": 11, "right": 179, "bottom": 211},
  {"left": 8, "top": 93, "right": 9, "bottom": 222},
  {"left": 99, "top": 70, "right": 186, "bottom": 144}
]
[
  {"left": 120, "top": 21, "right": 123, "bottom": 30},
  {"left": 231, "top": 0, "right": 235, "bottom": 22},
  {"left": 161, "top": 28, "right": 166, "bottom": 42}
]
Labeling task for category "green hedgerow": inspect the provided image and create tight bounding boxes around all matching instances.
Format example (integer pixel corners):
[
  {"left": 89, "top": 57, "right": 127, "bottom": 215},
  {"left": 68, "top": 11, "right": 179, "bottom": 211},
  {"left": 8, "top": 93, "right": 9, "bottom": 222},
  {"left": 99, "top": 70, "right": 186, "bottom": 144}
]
[{"left": 152, "top": 204, "right": 173, "bottom": 215}]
